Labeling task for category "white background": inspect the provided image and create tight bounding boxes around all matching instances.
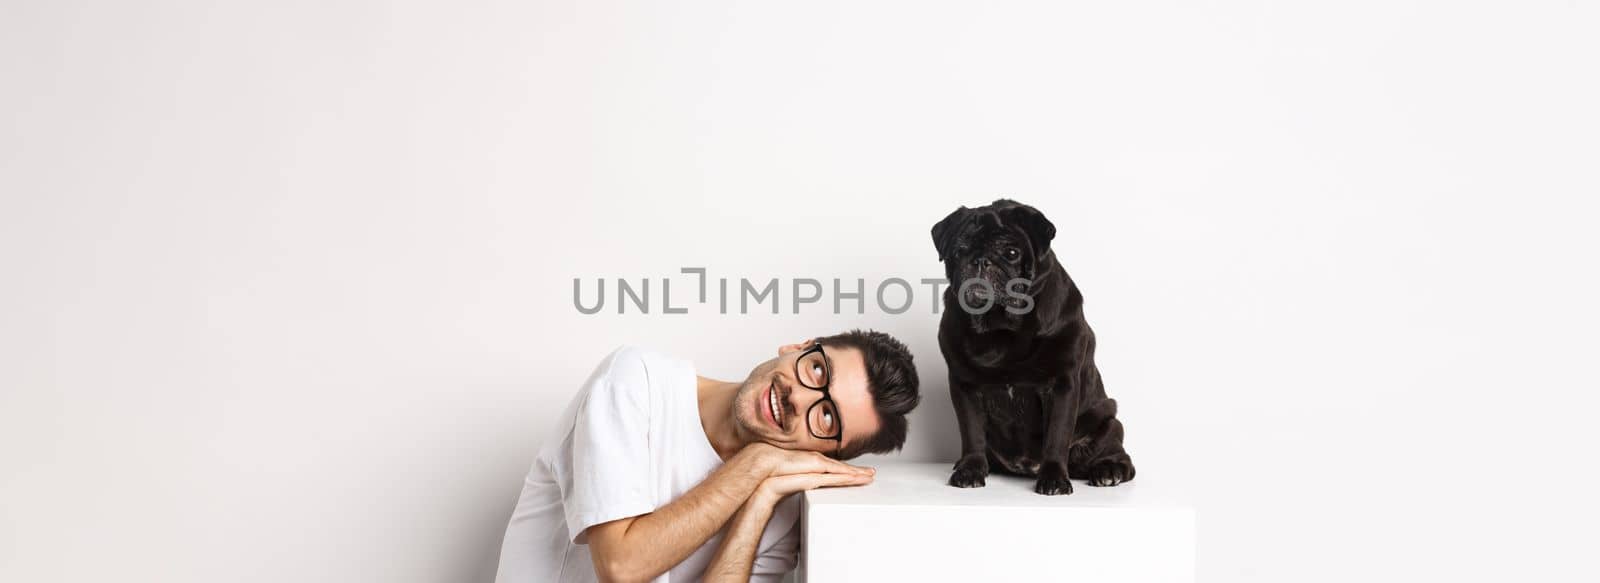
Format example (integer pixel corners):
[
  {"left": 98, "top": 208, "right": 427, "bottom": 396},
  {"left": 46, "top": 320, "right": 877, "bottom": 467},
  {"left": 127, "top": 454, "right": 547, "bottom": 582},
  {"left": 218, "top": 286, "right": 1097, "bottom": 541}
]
[{"left": 4, "top": 1, "right": 1598, "bottom": 581}]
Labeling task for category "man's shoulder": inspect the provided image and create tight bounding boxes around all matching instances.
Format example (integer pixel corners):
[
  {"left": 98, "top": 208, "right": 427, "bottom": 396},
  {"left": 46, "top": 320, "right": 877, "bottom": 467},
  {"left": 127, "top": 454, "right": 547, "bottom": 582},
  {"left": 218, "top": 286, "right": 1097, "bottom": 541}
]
[
  {"left": 588, "top": 345, "right": 692, "bottom": 396},
  {"left": 597, "top": 345, "right": 674, "bottom": 377},
  {"left": 603, "top": 345, "right": 668, "bottom": 367}
]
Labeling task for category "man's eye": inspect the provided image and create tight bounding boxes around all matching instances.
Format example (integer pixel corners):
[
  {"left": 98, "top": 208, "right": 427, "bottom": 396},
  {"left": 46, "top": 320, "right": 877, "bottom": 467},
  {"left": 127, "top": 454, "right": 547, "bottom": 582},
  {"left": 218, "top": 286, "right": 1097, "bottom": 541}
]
[
  {"left": 821, "top": 410, "right": 834, "bottom": 429},
  {"left": 811, "top": 363, "right": 824, "bottom": 379}
]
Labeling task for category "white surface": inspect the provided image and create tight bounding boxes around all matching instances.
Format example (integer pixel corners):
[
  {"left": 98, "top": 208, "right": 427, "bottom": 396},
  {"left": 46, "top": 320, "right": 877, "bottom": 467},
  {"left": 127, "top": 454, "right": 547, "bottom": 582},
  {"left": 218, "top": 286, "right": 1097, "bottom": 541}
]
[
  {"left": 3, "top": 2, "right": 1599, "bottom": 583},
  {"left": 799, "top": 463, "right": 1194, "bottom": 582}
]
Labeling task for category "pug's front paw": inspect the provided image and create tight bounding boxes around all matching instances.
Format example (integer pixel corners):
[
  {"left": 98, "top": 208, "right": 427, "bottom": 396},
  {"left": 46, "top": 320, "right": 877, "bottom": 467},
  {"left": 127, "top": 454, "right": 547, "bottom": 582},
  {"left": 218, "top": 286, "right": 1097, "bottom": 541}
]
[
  {"left": 1033, "top": 461, "right": 1074, "bottom": 496},
  {"left": 948, "top": 455, "right": 989, "bottom": 488}
]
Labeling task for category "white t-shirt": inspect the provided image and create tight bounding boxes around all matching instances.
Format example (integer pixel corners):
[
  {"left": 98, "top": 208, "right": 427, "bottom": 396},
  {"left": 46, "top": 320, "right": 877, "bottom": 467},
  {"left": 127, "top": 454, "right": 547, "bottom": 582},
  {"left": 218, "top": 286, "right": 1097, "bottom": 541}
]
[{"left": 495, "top": 346, "right": 802, "bottom": 583}]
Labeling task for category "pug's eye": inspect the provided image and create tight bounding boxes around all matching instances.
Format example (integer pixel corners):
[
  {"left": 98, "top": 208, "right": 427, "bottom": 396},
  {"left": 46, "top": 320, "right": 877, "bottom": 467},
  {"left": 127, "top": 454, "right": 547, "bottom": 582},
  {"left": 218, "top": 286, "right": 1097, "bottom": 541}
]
[{"left": 1003, "top": 247, "right": 1021, "bottom": 262}]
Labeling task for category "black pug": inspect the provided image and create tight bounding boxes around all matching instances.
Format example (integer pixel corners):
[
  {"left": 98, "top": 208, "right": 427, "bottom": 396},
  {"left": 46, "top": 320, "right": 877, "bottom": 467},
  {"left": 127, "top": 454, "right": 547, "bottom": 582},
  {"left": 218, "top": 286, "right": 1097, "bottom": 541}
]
[{"left": 932, "top": 199, "right": 1135, "bottom": 495}]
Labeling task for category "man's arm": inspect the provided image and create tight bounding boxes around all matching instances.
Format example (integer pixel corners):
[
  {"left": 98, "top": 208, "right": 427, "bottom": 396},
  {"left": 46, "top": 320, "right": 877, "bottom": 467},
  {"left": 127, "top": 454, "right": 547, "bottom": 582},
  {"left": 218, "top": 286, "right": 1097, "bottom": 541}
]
[
  {"left": 701, "top": 489, "right": 781, "bottom": 583},
  {"left": 702, "top": 471, "right": 877, "bottom": 583},
  {"left": 585, "top": 443, "right": 870, "bottom": 583}
]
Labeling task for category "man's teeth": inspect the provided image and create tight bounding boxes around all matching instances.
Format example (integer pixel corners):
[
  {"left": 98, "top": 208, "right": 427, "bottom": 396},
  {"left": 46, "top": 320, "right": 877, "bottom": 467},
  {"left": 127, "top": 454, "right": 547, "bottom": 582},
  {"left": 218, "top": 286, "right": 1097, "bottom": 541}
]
[{"left": 769, "top": 388, "right": 782, "bottom": 428}]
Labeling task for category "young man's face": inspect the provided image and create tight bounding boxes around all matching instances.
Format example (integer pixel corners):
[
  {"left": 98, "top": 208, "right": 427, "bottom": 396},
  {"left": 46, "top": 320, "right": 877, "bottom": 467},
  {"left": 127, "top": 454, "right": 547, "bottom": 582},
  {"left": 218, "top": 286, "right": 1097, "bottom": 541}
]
[{"left": 731, "top": 339, "right": 881, "bottom": 458}]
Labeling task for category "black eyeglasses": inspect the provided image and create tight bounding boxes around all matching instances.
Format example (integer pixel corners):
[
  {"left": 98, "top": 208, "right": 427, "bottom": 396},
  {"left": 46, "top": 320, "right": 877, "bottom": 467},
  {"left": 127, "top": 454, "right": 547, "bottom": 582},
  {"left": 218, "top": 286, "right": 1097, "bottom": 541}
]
[{"left": 794, "top": 338, "right": 844, "bottom": 450}]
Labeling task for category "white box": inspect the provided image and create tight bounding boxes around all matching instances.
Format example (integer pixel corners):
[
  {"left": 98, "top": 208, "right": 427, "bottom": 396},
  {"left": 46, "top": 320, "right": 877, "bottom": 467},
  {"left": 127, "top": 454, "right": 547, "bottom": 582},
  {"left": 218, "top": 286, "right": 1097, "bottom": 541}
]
[{"left": 798, "top": 462, "right": 1195, "bottom": 582}]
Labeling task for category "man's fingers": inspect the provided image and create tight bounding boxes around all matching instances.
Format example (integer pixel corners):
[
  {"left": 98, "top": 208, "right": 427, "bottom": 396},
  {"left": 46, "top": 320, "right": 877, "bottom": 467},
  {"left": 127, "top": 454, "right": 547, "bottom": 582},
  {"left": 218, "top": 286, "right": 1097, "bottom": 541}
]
[
  {"left": 784, "top": 451, "right": 870, "bottom": 475},
  {"left": 768, "top": 471, "right": 874, "bottom": 496},
  {"left": 788, "top": 471, "right": 873, "bottom": 489},
  {"left": 813, "top": 472, "right": 873, "bottom": 488},
  {"left": 839, "top": 460, "right": 875, "bottom": 475},
  {"left": 813, "top": 452, "right": 874, "bottom": 475},
  {"left": 772, "top": 450, "right": 875, "bottom": 478}
]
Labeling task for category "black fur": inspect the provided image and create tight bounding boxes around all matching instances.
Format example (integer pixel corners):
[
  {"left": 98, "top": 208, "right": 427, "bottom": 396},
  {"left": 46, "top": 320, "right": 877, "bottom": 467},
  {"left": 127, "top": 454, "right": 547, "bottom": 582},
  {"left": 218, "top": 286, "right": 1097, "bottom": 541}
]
[{"left": 932, "top": 199, "right": 1135, "bottom": 495}]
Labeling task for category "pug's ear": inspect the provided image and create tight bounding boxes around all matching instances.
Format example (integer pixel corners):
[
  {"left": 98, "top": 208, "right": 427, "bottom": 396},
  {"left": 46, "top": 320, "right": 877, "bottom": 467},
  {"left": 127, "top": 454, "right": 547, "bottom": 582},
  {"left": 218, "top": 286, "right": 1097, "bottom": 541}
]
[
  {"left": 931, "top": 206, "right": 971, "bottom": 261},
  {"left": 1000, "top": 203, "right": 1056, "bottom": 256}
]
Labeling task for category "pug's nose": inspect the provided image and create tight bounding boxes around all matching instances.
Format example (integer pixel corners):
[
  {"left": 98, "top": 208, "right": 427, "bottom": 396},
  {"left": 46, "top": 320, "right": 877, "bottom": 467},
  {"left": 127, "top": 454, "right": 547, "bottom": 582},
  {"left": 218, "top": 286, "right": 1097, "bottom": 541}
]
[{"left": 975, "top": 257, "right": 990, "bottom": 268}]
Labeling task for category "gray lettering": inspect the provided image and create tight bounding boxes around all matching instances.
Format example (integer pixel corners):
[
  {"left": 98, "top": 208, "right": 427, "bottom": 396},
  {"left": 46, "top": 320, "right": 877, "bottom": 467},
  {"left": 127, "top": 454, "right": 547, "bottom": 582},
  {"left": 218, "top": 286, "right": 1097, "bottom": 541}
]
[
  {"left": 573, "top": 279, "right": 605, "bottom": 314},
  {"left": 877, "top": 278, "right": 913, "bottom": 314},
  {"left": 921, "top": 278, "right": 949, "bottom": 313},
  {"left": 793, "top": 278, "right": 822, "bottom": 313},
  {"left": 957, "top": 278, "right": 994, "bottom": 314},
  {"left": 834, "top": 278, "right": 865, "bottom": 314},
  {"left": 681, "top": 267, "right": 707, "bottom": 302},
  {"left": 741, "top": 278, "right": 779, "bottom": 314},
  {"left": 1004, "top": 278, "right": 1034, "bottom": 315},
  {"left": 663, "top": 278, "right": 687, "bottom": 314},
  {"left": 618, "top": 279, "right": 649, "bottom": 314}
]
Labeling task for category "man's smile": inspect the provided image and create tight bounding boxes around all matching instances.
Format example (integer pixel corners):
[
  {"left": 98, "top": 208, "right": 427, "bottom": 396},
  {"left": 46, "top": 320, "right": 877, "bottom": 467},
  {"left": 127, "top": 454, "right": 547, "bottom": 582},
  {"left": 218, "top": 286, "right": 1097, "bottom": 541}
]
[{"left": 761, "top": 381, "right": 785, "bottom": 431}]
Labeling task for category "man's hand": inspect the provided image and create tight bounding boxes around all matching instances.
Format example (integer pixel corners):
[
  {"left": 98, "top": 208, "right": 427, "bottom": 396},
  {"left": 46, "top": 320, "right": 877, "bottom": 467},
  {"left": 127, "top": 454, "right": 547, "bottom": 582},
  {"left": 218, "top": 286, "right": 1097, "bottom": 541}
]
[
  {"left": 739, "top": 442, "right": 876, "bottom": 480},
  {"left": 739, "top": 442, "right": 876, "bottom": 507},
  {"left": 754, "top": 470, "right": 874, "bottom": 507}
]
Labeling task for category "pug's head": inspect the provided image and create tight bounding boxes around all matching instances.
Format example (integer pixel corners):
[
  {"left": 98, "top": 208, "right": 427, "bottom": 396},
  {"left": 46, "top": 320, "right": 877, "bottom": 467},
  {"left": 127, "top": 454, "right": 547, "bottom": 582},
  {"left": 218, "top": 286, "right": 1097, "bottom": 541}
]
[{"left": 931, "top": 199, "right": 1057, "bottom": 323}]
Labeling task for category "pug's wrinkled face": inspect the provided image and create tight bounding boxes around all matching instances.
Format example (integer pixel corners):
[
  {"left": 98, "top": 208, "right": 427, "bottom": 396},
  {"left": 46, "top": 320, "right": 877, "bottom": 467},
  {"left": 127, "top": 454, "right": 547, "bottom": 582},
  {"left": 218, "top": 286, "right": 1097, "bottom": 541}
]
[{"left": 931, "top": 199, "right": 1057, "bottom": 322}]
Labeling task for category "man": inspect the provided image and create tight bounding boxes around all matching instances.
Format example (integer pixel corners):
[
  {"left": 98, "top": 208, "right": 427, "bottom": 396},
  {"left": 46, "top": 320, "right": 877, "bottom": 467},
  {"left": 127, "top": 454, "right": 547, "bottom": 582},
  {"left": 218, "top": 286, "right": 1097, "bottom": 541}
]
[{"left": 494, "top": 329, "right": 921, "bottom": 583}]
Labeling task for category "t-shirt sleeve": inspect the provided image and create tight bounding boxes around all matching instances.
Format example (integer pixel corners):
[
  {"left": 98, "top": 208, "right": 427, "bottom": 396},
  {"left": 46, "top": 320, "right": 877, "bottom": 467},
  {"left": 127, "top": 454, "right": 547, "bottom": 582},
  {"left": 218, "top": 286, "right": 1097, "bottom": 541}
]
[
  {"left": 563, "top": 347, "right": 657, "bottom": 545},
  {"left": 748, "top": 520, "right": 800, "bottom": 582},
  {"left": 749, "top": 494, "right": 802, "bottom": 581}
]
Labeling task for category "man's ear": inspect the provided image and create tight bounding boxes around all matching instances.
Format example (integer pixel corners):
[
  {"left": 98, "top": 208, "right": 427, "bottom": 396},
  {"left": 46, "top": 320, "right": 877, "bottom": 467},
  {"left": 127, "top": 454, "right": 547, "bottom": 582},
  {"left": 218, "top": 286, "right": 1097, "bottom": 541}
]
[
  {"left": 997, "top": 201, "right": 1056, "bottom": 256},
  {"left": 930, "top": 206, "right": 971, "bottom": 261},
  {"left": 778, "top": 340, "right": 810, "bottom": 356}
]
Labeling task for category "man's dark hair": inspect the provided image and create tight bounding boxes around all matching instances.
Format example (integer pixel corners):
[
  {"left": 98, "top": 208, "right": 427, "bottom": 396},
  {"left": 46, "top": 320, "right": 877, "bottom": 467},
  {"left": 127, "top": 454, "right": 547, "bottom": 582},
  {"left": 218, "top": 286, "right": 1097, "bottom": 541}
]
[{"left": 818, "top": 329, "right": 921, "bottom": 460}]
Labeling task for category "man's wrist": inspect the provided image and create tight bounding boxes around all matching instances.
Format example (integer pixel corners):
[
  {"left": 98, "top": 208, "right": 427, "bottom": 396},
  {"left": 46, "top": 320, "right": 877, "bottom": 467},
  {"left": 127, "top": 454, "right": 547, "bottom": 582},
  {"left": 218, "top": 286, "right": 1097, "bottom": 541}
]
[
  {"left": 736, "top": 442, "right": 778, "bottom": 479},
  {"left": 748, "top": 479, "right": 784, "bottom": 509}
]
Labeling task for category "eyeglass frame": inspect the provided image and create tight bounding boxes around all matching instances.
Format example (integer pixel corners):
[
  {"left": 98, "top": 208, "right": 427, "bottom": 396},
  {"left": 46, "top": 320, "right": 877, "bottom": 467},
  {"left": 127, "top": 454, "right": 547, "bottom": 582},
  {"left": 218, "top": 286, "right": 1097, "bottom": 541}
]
[{"left": 795, "top": 338, "right": 845, "bottom": 451}]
